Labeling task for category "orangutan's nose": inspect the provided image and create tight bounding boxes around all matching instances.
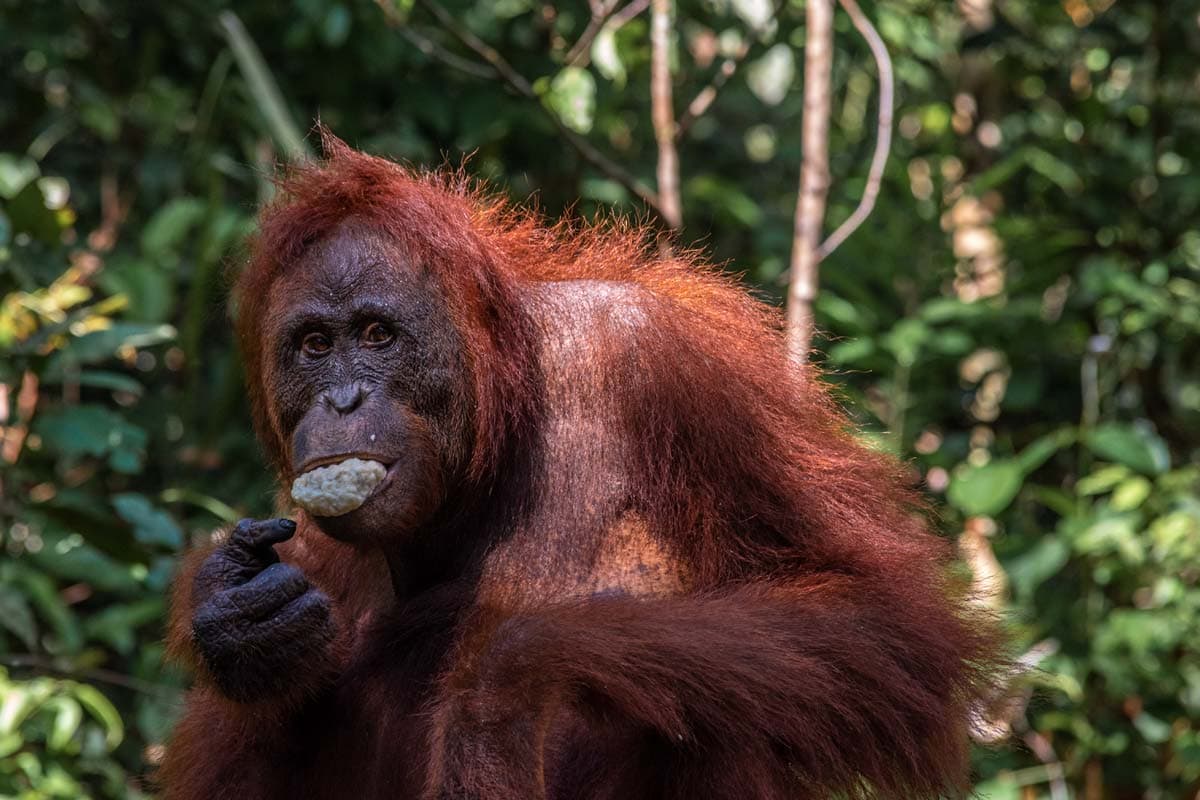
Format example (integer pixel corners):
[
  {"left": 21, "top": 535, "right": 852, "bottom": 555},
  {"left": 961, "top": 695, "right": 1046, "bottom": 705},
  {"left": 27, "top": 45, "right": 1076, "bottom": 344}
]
[{"left": 323, "top": 383, "right": 366, "bottom": 416}]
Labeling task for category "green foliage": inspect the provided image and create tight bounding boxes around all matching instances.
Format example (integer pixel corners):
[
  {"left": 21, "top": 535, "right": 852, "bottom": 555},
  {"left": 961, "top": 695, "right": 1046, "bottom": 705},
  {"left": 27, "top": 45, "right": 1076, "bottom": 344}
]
[
  {"left": 1, "top": 0, "right": 1197, "bottom": 797},
  {"left": 0, "top": 667, "right": 140, "bottom": 799}
]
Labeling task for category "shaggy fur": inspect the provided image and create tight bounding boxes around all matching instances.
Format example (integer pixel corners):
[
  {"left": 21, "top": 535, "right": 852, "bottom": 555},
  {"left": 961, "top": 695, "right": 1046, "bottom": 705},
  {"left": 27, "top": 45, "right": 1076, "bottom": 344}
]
[{"left": 161, "top": 132, "right": 1003, "bottom": 799}]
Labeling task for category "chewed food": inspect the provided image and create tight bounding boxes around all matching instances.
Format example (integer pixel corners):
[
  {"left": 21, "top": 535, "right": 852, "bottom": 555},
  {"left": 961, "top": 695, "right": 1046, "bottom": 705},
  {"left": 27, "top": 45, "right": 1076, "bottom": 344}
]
[{"left": 290, "top": 457, "right": 387, "bottom": 516}]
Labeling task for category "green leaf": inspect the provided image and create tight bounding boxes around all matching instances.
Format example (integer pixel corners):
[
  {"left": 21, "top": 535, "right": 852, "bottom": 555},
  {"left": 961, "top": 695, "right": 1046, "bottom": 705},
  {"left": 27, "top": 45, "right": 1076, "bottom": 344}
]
[
  {"left": 41, "top": 369, "right": 144, "bottom": 396},
  {"left": 80, "top": 99, "right": 121, "bottom": 141},
  {"left": 1004, "top": 535, "right": 1070, "bottom": 596},
  {"left": 591, "top": 26, "right": 626, "bottom": 86},
  {"left": 45, "top": 696, "right": 83, "bottom": 751},
  {"left": 1110, "top": 476, "right": 1152, "bottom": 511},
  {"left": 26, "top": 529, "right": 143, "bottom": 595},
  {"left": 112, "top": 494, "right": 183, "bottom": 550},
  {"left": 579, "top": 177, "right": 629, "bottom": 206},
  {"left": 827, "top": 338, "right": 876, "bottom": 365},
  {"left": 42, "top": 322, "right": 176, "bottom": 375},
  {"left": 82, "top": 599, "right": 164, "bottom": 655},
  {"left": 140, "top": 198, "right": 207, "bottom": 259},
  {"left": 7, "top": 179, "right": 62, "bottom": 243},
  {"left": 160, "top": 488, "right": 240, "bottom": 523},
  {"left": 1076, "top": 513, "right": 1145, "bottom": 564},
  {"left": 0, "top": 587, "right": 38, "bottom": 650},
  {"left": 947, "top": 460, "right": 1024, "bottom": 516},
  {"left": 882, "top": 319, "right": 928, "bottom": 367},
  {"left": 973, "top": 146, "right": 1083, "bottom": 195},
  {"left": 816, "top": 294, "right": 873, "bottom": 333},
  {"left": 1016, "top": 428, "right": 1076, "bottom": 473},
  {"left": 1133, "top": 712, "right": 1172, "bottom": 744},
  {"left": 0, "top": 153, "right": 40, "bottom": 198},
  {"left": 971, "top": 776, "right": 1021, "bottom": 800},
  {"left": 70, "top": 684, "right": 123, "bottom": 750},
  {"left": 1, "top": 563, "right": 82, "bottom": 652},
  {"left": 747, "top": 44, "right": 794, "bottom": 106},
  {"left": 1086, "top": 423, "right": 1171, "bottom": 475},
  {"left": 1077, "top": 464, "right": 1132, "bottom": 495},
  {"left": 218, "top": 11, "right": 310, "bottom": 160},
  {"left": 321, "top": 4, "right": 352, "bottom": 47},
  {"left": 32, "top": 405, "right": 148, "bottom": 472},
  {"left": 542, "top": 67, "right": 596, "bottom": 134},
  {"left": 685, "top": 175, "right": 763, "bottom": 227},
  {"left": 0, "top": 683, "right": 41, "bottom": 736},
  {"left": 918, "top": 297, "right": 993, "bottom": 324}
]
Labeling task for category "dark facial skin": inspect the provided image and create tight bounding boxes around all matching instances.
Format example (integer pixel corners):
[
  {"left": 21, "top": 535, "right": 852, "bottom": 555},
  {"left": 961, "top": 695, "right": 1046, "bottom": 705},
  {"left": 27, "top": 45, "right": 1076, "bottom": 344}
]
[
  {"left": 265, "top": 223, "right": 469, "bottom": 545},
  {"left": 189, "top": 226, "right": 469, "bottom": 699}
]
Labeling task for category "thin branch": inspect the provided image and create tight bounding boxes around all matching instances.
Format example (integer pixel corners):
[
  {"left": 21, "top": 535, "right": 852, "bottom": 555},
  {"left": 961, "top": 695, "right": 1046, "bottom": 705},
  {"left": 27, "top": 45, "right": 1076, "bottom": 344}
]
[
  {"left": 411, "top": 0, "right": 536, "bottom": 94},
  {"left": 607, "top": 0, "right": 652, "bottom": 31},
  {"left": 403, "top": 28, "right": 497, "bottom": 80},
  {"left": 816, "top": 0, "right": 894, "bottom": 260},
  {"left": 395, "top": 0, "right": 666, "bottom": 218},
  {"left": 675, "top": 0, "right": 787, "bottom": 139},
  {"left": 84, "top": 166, "right": 133, "bottom": 256},
  {"left": 676, "top": 49, "right": 745, "bottom": 138},
  {"left": 1020, "top": 726, "right": 1069, "bottom": 800},
  {"left": 785, "top": 0, "right": 833, "bottom": 364},
  {"left": 376, "top": 2, "right": 497, "bottom": 80},
  {"left": 566, "top": 0, "right": 652, "bottom": 68},
  {"left": 2, "top": 654, "right": 178, "bottom": 697},
  {"left": 564, "top": 0, "right": 620, "bottom": 66},
  {"left": 1, "top": 371, "right": 38, "bottom": 464},
  {"left": 650, "top": 0, "right": 682, "bottom": 228}
]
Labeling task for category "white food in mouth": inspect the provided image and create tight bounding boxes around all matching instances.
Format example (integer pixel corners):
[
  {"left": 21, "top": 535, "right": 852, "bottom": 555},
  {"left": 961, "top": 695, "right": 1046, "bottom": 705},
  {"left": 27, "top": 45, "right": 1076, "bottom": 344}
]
[{"left": 290, "top": 457, "right": 388, "bottom": 516}]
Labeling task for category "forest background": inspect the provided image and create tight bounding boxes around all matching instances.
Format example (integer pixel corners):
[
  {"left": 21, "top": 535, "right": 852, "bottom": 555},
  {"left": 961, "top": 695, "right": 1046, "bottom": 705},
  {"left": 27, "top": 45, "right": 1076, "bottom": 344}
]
[{"left": 2, "top": 0, "right": 1199, "bottom": 797}]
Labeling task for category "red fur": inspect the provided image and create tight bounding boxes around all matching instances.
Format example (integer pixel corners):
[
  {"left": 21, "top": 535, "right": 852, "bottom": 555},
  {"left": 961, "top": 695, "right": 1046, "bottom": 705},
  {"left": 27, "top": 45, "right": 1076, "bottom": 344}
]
[{"left": 161, "top": 132, "right": 1005, "bottom": 800}]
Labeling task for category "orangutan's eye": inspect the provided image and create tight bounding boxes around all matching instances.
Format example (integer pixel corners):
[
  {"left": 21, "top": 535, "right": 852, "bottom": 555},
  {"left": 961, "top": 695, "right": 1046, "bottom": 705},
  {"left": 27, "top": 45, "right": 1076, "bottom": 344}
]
[
  {"left": 301, "top": 332, "right": 332, "bottom": 358},
  {"left": 361, "top": 322, "right": 395, "bottom": 348}
]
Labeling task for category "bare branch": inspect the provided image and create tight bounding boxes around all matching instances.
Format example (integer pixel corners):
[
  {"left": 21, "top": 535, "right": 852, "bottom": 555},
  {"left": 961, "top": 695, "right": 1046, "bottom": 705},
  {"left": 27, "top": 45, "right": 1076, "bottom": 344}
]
[
  {"left": 817, "top": 0, "right": 894, "bottom": 260},
  {"left": 569, "top": 0, "right": 653, "bottom": 70},
  {"left": 785, "top": 0, "right": 833, "bottom": 364},
  {"left": 0, "top": 370, "right": 38, "bottom": 464},
  {"left": 2, "top": 654, "right": 177, "bottom": 697},
  {"left": 564, "top": 0, "right": 620, "bottom": 66},
  {"left": 650, "top": 0, "right": 682, "bottom": 228},
  {"left": 676, "top": 49, "right": 745, "bottom": 138},
  {"left": 380, "top": 0, "right": 666, "bottom": 218},
  {"left": 376, "top": 2, "right": 497, "bottom": 79},
  {"left": 1020, "top": 727, "right": 1069, "bottom": 800},
  {"left": 608, "top": 0, "right": 652, "bottom": 31},
  {"left": 411, "top": 0, "right": 538, "bottom": 95}
]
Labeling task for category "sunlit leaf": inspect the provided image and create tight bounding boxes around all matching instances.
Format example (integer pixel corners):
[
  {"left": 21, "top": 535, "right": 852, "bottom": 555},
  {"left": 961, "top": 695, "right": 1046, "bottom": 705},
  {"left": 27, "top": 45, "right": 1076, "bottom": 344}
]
[
  {"left": 0, "top": 153, "right": 40, "bottom": 198},
  {"left": 1086, "top": 423, "right": 1171, "bottom": 475},
  {"left": 542, "top": 67, "right": 596, "bottom": 134},
  {"left": 591, "top": 26, "right": 626, "bottom": 86},
  {"left": 71, "top": 685, "right": 124, "bottom": 750},
  {"left": 45, "top": 696, "right": 83, "bottom": 751},
  {"left": 746, "top": 44, "right": 793, "bottom": 106},
  {"left": 947, "top": 460, "right": 1024, "bottom": 516},
  {"left": 1110, "top": 476, "right": 1152, "bottom": 511}
]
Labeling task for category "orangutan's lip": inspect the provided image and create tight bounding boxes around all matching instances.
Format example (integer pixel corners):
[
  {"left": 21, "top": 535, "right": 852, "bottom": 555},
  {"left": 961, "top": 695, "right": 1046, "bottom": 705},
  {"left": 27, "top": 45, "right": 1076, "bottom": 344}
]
[
  {"left": 369, "top": 460, "right": 404, "bottom": 500},
  {"left": 295, "top": 453, "right": 393, "bottom": 476}
]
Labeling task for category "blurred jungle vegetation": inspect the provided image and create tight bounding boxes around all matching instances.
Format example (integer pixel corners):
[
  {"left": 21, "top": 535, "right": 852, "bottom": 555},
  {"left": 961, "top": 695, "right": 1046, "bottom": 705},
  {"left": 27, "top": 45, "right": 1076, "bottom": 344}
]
[{"left": 1, "top": 0, "right": 1199, "bottom": 797}]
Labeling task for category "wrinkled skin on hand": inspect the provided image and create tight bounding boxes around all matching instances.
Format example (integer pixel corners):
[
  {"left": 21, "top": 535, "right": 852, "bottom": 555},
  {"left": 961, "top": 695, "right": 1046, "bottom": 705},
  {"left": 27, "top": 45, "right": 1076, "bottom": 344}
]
[{"left": 191, "top": 518, "right": 335, "bottom": 703}]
